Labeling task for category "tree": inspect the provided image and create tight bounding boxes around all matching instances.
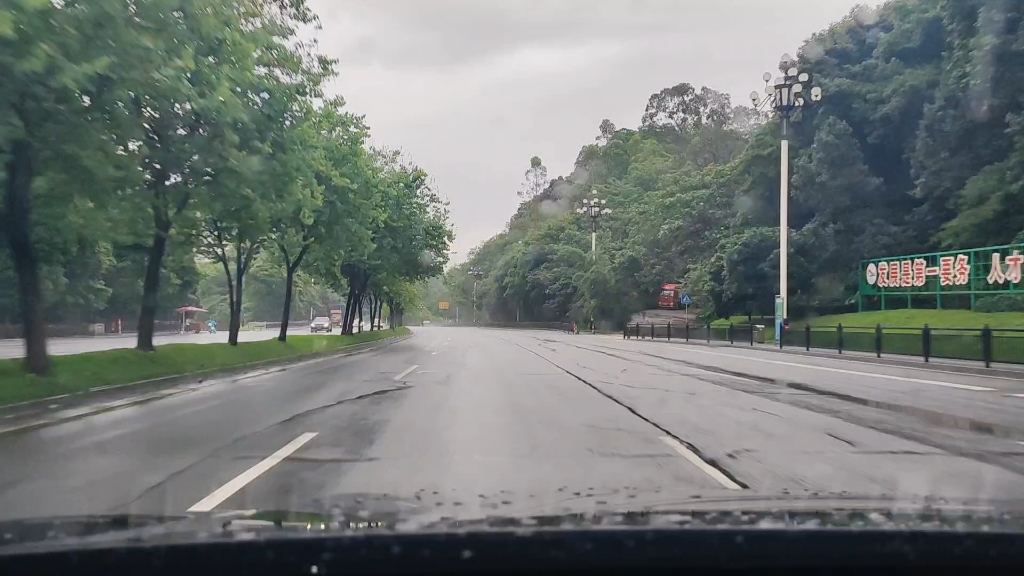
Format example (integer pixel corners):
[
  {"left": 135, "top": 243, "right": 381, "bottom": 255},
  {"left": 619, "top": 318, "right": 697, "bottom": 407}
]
[
  {"left": 92, "top": 0, "right": 324, "bottom": 351},
  {"left": 596, "top": 119, "right": 617, "bottom": 143},
  {"left": 640, "top": 83, "right": 734, "bottom": 135},
  {"left": 337, "top": 150, "right": 452, "bottom": 334},
  {"left": 270, "top": 100, "right": 375, "bottom": 341},
  {"left": 517, "top": 156, "right": 548, "bottom": 199},
  {"left": 0, "top": 0, "right": 123, "bottom": 374}
]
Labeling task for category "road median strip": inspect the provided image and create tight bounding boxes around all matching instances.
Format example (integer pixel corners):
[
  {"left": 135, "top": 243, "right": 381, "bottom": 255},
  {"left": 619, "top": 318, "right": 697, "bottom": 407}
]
[{"left": 0, "top": 328, "right": 411, "bottom": 415}]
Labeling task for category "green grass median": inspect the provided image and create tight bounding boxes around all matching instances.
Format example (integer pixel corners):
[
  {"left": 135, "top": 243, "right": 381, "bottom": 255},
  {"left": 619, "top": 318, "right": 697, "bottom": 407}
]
[{"left": 0, "top": 328, "right": 410, "bottom": 408}]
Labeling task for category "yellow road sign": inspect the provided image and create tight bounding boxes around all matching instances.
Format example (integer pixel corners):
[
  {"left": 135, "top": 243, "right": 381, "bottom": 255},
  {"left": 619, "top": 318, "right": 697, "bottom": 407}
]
[{"left": 438, "top": 301, "right": 450, "bottom": 310}]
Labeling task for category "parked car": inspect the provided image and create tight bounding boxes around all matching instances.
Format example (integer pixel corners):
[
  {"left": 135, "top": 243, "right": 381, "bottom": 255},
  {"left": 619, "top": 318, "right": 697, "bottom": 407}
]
[{"left": 310, "top": 316, "right": 333, "bottom": 333}]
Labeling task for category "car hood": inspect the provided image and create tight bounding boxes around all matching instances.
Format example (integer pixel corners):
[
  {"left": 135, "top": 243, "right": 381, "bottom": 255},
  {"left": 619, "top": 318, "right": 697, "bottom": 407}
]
[{"left": 3, "top": 493, "right": 1024, "bottom": 553}]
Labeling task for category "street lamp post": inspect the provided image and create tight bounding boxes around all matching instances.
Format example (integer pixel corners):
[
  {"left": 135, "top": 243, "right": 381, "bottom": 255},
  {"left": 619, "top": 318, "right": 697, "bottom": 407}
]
[
  {"left": 750, "top": 54, "right": 823, "bottom": 332},
  {"left": 577, "top": 191, "right": 612, "bottom": 334},
  {"left": 469, "top": 268, "right": 484, "bottom": 324},
  {"left": 576, "top": 190, "right": 612, "bottom": 257}
]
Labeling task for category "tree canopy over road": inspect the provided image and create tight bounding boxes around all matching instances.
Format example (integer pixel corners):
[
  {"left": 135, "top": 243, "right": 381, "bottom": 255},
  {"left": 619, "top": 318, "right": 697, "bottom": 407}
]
[
  {"left": 1, "top": 0, "right": 452, "bottom": 374},
  {"left": 445, "top": 0, "right": 1024, "bottom": 327}
]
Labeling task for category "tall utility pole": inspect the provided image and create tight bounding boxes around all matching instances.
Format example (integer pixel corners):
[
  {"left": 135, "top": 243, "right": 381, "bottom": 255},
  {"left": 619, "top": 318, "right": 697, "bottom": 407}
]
[
  {"left": 577, "top": 190, "right": 612, "bottom": 257},
  {"left": 469, "top": 268, "right": 484, "bottom": 324},
  {"left": 750, "top": 54, "right": 823, "bottom": 332}
]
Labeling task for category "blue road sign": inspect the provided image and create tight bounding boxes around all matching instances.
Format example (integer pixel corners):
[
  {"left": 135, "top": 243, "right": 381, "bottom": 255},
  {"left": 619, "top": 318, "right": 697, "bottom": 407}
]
[{"left": 680, "top": 293, "right": 693, "bottom": 306}]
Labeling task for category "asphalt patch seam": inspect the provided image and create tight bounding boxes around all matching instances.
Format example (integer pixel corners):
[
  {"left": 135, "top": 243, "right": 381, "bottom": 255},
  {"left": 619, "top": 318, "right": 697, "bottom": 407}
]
[
  {"left": 551, "top": 338, "right": 1024, "bottom": 478},
  {"left": 499, "top": 335, "right": 749, "bottom": 490},
  {"left": 116, "top": 386, "right": 408, "bottom": 510},
  {"left": 580, "top": 340, "right": 1024, "bottom": 440}
]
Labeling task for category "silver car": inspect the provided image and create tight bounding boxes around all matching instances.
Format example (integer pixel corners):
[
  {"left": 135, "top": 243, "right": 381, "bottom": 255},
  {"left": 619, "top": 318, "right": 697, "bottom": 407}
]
[{"left": 310, "top": 316, "right": 333, "bottom": 333}]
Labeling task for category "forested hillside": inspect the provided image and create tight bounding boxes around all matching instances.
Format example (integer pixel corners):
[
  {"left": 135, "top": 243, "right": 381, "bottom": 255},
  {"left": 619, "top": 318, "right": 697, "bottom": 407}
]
[{"left": 443, "top": 0, "right": 1024, "bottom": 327}]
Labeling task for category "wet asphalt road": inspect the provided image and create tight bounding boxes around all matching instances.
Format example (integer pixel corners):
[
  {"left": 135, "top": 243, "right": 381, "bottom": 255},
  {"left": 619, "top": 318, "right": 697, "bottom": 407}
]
[{"left": 2, "top": 327, "right": 1024, "bottom": 523}]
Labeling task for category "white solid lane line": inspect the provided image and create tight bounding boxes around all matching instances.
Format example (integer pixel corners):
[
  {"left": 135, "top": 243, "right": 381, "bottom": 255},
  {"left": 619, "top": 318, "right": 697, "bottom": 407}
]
[
  {"left": 187, "top": 432, "right": 318, "bottom": 513},
  {"left": 659, "top": 436, "right": 742, "bottom": 490},
  {"left": 394, "top": 364, "right": 419, "bottom": 381},
  {"left": 629, "top": 344, "right": 998, "bottom": 392}
]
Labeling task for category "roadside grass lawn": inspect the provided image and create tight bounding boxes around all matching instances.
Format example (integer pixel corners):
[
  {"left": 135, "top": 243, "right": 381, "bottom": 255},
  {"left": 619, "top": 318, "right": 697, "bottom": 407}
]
[
  {"left": 710, "top": 309, "right": 1024, "bottom": 329},
  {"left": 0, "top": 328, "right": 409, "bottom": 408},
  {"left": 799, "top": 309, "right": 1024, "bottom": 330},
  {"left": 707, "top": 309, "right": 1024, "bottom": 346}
]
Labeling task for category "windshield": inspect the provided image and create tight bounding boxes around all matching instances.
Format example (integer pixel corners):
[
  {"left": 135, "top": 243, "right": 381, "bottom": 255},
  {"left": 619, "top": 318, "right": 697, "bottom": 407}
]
[{"left": 3, "top": 0, "right": 1024, "bottom": 554}]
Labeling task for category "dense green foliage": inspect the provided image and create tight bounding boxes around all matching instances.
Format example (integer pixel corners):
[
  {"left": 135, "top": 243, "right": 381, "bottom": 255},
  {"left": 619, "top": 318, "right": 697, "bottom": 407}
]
[
  {"left": 0, "top": 0, "right": 452, "bottom": 374},
  {"left": 447, "top": 0, "right": 1024, "bottom": 328}
]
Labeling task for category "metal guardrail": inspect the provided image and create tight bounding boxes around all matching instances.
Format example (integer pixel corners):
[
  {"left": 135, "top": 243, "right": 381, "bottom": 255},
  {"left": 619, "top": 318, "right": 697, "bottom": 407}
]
[
  {"left": 623, "top": 320, "right": 1024, "bottom": 367},
  {"left": 779, "top": 324, "right": 1024, "bottom": 367},
  {"left": 623, "top": 322, "right": 767, "bottom": 346}
]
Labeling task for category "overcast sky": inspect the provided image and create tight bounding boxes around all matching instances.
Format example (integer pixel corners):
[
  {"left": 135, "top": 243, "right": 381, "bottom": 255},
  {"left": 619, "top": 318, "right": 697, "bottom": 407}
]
[{"left": 306, "top": 0, "right": 881, "bottom": 263}]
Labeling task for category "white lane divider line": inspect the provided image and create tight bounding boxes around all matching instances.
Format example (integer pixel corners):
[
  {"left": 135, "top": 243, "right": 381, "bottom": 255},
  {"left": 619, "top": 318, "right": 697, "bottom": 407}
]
[
  {"left": 659, "top": 436, "right": 742, "bottom": 490},
  {"left": 1008, "top": 394, "right": 1024, "bottom": 398},
  {"left": 394, "top": 364, "right": 419, "bottom": 381},
  {"left": 633, "top": 345, "right": 998, "bottom": 392},
  {"left": 187, "top": 432, "right": 318, "bottom": 513}
]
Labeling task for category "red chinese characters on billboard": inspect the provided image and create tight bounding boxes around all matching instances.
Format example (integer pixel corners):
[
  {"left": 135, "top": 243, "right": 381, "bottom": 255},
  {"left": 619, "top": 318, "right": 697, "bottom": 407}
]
[
  {"left": 954, "top": 254, "right": 970, "bottom": 285},
  {"left": 866, "top": 254, "right": 974, "bottom": 289},
  {"left": 938, "top": 256, "right": 954, "bottom": 286},
  {"left": 912, "top": 258, "right": 927, "bottom": 287},
  {"left": 864, "top": 245, "right": 1024, "bottom": 296},
  {"left": 988, "top": 250, "right": 1024, "bottom": 285}
]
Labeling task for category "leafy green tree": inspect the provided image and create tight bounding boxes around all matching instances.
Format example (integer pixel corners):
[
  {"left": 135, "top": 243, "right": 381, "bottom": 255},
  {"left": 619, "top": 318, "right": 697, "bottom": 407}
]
[
  {"left": 1, "top": 0, "right": 124, "bottom": 373},
  {"left": 336, "top": 150, "right": 452, "bottom": 334},
  {"left": 518, "top": 156, "right": 548, "bottom": 199},
  {"left": 270, "top": 99, "right": 376, "bottom": 341}
]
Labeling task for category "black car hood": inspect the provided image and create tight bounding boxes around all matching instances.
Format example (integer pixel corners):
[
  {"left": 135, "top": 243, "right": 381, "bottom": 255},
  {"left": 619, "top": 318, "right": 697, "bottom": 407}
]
[{"left": 3, "top": 494, "right": 1024, "bottom": 553}]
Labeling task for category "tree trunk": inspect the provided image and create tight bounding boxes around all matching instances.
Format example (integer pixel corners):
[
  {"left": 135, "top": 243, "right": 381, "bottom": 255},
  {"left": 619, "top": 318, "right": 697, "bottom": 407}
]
[
  {"left": 354, "top": 293, "right": 364, "bottom": 333},
  {"left": 229, "top": 250, "right": 243, "bottom": 346},
  {"left": 276, "top": 244, "right": 307, "bottom": 342},
  {"left": 216, "top": 250, "right": 236, "bottom": 345},
  {"left": 342, "top": 283, "right": 356, "bottom": 335},
  {"left": 278, "top": 266, "right": 295, "bottom": 342},
  {"left": 372, "top": 293, "right": 380, "bottom": 330},
  {"left": 3, "top": 138, "right": 49, "bottom": 374},
  {"left": 137, "top": 207, "right": 172, "bottom": 352}
]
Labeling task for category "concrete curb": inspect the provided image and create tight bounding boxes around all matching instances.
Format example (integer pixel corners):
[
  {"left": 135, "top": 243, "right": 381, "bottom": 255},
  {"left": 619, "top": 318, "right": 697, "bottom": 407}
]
[{"left": 0, "top": 332, "right": 412, "bottom": 433}]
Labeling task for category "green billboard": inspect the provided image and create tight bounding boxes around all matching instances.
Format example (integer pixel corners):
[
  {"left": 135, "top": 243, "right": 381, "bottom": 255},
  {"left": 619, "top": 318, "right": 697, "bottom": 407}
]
[{"left": 859, "top": 243, "right": 1024, "bottom": 310}]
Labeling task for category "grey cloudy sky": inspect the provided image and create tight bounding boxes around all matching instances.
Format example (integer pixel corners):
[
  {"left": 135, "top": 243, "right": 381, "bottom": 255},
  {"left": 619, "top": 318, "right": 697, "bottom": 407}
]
[{"left": 306, "top": 0, "right": 880, "bottom": 263}]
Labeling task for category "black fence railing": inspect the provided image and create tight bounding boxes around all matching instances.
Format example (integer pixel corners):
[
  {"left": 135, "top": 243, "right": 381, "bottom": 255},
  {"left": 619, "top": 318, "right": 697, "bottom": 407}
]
[
  {"left": 623, "top": 321, "right": 1024, "bottom": 367},
  {"left": 778, "top": 324, "right": 1024, "bottom": 367},
  {"left": 445, "top": 321, "right": 574, "bottom": 332},
  {"left": 623, "top": 322, "right": 766, "bottom": 346}
]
